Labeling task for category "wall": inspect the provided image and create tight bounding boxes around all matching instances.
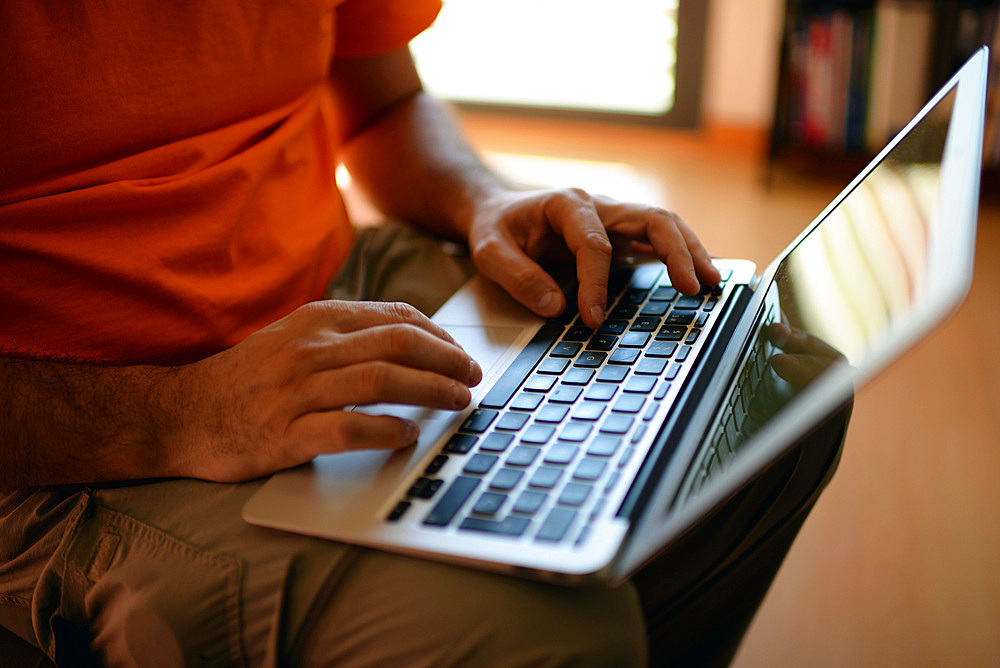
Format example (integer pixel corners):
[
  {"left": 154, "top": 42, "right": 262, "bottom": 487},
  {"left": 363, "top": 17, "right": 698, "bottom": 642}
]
[{"left": 702, "top": 0, "right": 786, "bottom": 128}]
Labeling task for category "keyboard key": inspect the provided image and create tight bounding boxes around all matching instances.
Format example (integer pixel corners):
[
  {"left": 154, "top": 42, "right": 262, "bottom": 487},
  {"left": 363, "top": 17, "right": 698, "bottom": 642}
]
[
  {"left": 608, "top": 348, "right": 641, "bottom": 365},
  {"left": 655, "top": 381, "right": 671, "bottom": 400},
  {"left": 461, "top": 409, "right": 498, "bottom": 433},
  {"left": 558, "top": 483, "right": 592, "bottom": 507},
  {"left": 665, "top": 363, "right": 682, "bottom": 380},
  {"left": 550, "top": 385, "right": 583, "bottom": 403},
  {"left": 495, "top": 412, "right": 530, "bottom": 431},
  {"left": 524, "top": 375, "right": 557, "bottom": 392},
  {"left": 656, "top": 326, "right": 687, "bottom": 341},
  {"left": 460, "top": 516, "right": 530, "bottom": 536},
  {"left": 544, "top": 444, "right": 578, "bottom": 465},
  {"left": 640, "top": 301, "right": 669, "bottom": 317},
  {"left": 536, "top": 507, "right": 577, "bottom": 542},
  {"left": 676, "top": 344, "right": 692, "bottom": 361},
  {"left": 587, "top": 435, "right": 621, "bottom": 457},
  {"left": 511, "top": 392, "right": 544, "bottom": 411},
  {"left": 506, "top": 445, "right": 540, "bottom": 467},
  {"left": 479, "top": 432, "right": 514, "bottom": 452},
  {"left": 425, "top": 455, "right": 449, "bottom": 475},
  {"left": 464, "top": 453, "right": 499, "bottom": 475},
  {"left": 675, "top": 296, "right": 703, "bottom": 309},
  {"left": 387, "top": 500, "right": 411, "bottom": 522},
  {"left": 636, "top": 357, "right": 667, "bottom": 375},
  {"left": 529, "top": 466, "right": 563, "bottom": 489},
  {"left": 562, "top": 368, "right": 595, "bottom": 385},
  {"left": 424, "top": 476, "right": 479, "bottom": 526},
  {"left": 521, "top": 424, "right": 556, "bottom": 445},
  {"left": 630, "top": 317, "right": 660, "bottom": 332},
  {"left": 537, "top": 357, "right": 570, "bottom": 374},
  {"left": 620, "top": 331, "right": 650, "bottom": 348},
  {"left": 586, "top": 334, "right": 618, "bottom": 351},
  {"left": 610, "top": 304, "right": 638, "bottom": 319},
  {"left": 408, "top": 477, "right": 443, "bottom": 499},
  {"left": 685, "top": 329, "right": 702, "bottom": 344},
  {"left": 646, "top": 341, "right": 678, "bottom": 357},
  {"left": 551, "top": 341, "right": 582, "bottom": 357},
  {"left": 513, "top": 490, "right": 547, "bottom": 514},
  {"left": 536, "top": 404, "right": 570, "bottom": 423},
  {"left": 573, "top": 458, "right": 607, "bottom": 481},
  {"left": 574, "top": 351, "right": 607, "bottom": 367},
  {"left": 649, "top": 286, "right": 678, "bottom": 301},
  {"left": 621, "top": 288, "right": 648, "bottom": 305},
  {"left": 584, "top": 383, "right": 617, "bottom": 401},
  {"left": 613, "top": 395, "right": 645, "bottom": 414},
  {"left": 563, "top": 326, "right": 593, "bottom": 341},
  {"left": 559, "top": 422, "right": 592, "bottom": 442},
  {"left": 490, "top": 468, "right": 524, "bottom": 491},
  {"left": 443, "top": 433, "right": 477, "bottom": 454},
  {"left": 623, "top": 376, "right": 656, "bottom": 394},
  {"left": 596, "top": 366, "right": 628, "bottom": 383},
  {"left": 601, "top": 414, "right": 634, "bottom": 435},
  {"left": 571, "top": 401, "right": 605, "bottom": 421},
  {"left": 597, "top": 320, "right": 629, "bottom": 335},
  {"left": 665, "top": 310, "right": 695, "bottom": 325},
  {"left": 473, "top": 491, "right": 506, "bottom": 515}
]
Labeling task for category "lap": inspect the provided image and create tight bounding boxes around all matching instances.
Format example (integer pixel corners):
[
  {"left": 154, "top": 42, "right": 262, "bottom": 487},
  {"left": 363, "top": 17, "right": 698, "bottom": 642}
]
[{"left": 0, "top": 222, "right": 847, "bottom": 666}]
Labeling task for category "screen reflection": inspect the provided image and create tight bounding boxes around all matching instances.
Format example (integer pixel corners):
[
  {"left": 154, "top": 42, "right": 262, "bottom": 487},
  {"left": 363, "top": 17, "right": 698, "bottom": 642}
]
[{"left": 682, "top": 87, "right": 956, "bottom": 496}]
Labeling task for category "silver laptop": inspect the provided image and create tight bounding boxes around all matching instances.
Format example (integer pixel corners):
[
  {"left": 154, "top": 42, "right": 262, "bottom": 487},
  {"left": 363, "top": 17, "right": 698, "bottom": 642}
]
[{"left": 244, "top": 47, "right": 988, "bottom": 584}]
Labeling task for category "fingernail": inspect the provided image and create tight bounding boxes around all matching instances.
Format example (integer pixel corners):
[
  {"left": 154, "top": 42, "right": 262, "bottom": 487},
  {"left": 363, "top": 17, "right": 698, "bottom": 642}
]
[
  {"left": 590, "top": 304, "right": 605, "bottom": 326},
  {"left": 404, "top": 420, "right": 420, "bottom": 444},
  {"left": 469, "top": 359, "right": 483, "bottom": 385},
  {"left": 536, "top": 291, "right": 561, "bottom": 316}
]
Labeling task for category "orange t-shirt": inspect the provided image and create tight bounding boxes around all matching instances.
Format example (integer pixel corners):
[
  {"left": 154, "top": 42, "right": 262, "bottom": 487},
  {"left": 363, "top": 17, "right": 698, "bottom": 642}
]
[{"left": 0, "top": 0, "right": 441, "bottom": 365}]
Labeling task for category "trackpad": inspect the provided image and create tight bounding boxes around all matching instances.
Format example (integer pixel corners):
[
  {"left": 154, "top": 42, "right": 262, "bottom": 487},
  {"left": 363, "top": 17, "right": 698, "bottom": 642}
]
[{"left": 442, "top": 324, "right": 526, "bottom": 379}]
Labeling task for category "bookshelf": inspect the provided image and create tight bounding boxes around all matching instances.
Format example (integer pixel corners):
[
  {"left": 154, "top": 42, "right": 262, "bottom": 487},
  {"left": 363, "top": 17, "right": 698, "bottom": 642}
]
[{"left": 768, "top": 0, "right": 1000, "bottom": 188}]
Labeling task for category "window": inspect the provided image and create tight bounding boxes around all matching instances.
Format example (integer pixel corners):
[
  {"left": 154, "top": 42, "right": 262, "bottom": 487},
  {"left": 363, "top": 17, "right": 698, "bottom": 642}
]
[{"left": 410, "top": 0, "right": 707, "bottom": 126}]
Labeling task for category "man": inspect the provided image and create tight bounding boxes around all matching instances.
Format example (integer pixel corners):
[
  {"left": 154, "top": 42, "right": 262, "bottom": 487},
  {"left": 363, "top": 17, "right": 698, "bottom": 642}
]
[{"left": 0, "top": 2, "right": 843, "bottom": 665}]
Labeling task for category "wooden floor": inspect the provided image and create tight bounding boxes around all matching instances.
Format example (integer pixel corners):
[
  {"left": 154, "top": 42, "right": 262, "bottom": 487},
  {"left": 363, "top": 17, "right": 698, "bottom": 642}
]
[{"left": 457, "top": 110, "right": 1000, "bottom": 667}]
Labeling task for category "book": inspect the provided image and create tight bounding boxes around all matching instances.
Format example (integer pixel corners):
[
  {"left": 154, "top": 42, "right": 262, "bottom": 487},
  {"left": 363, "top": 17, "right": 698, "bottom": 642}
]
[{"left": 865, "top": 0, "right": 935, "bottom": 152}]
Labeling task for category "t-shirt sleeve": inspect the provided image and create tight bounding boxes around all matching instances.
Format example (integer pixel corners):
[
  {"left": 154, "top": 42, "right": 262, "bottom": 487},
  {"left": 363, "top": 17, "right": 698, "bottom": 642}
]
[{"left": 334, "top": 0, "right": 442, "bottom": 57}]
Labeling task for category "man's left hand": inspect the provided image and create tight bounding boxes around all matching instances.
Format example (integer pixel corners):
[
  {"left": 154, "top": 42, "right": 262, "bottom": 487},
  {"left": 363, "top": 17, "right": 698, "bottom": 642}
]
[{"left": 467, "top": 187, "right": 722, "bottom": 329}]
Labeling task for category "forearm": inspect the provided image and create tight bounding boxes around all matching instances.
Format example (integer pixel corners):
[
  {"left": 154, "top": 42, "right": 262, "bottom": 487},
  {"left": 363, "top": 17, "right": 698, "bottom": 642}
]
[
  {"left": 339, "top": 90, "right": 514, "bottom": 241},
  {"left": 0, "top": 357, "right": 183, "bottom": 488}
]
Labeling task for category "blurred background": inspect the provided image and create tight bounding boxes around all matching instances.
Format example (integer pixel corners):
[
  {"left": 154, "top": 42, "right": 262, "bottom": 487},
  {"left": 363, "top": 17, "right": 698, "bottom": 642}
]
[{"left": 363, "top": 0, "right": 1000, "bottom": 664}]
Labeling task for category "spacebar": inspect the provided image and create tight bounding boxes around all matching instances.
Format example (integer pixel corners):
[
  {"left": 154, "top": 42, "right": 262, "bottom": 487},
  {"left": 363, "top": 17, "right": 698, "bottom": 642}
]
[{"left": 478, "top": 323, "right": 563, "bottom": 409}]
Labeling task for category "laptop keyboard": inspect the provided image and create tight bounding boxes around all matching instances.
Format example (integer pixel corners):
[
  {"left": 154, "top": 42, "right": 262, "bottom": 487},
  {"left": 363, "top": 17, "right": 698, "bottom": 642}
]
[{"left": 386, "top": 264, "right": 734, "bottom": 546}]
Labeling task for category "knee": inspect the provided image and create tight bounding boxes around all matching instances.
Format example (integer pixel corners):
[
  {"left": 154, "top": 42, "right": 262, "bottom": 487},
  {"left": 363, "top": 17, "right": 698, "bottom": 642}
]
[{"left": 295, "top": 552, "right": 647, "bottom": 667}]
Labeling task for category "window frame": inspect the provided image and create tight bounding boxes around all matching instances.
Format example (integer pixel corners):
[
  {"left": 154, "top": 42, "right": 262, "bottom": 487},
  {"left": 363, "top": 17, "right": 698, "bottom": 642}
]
[{"left": 414, "top": 0, "right": 708, "bottom": 128}]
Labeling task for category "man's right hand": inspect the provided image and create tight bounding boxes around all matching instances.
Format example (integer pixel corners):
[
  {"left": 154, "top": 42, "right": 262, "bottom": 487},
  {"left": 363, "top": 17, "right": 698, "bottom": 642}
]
[{"left": 164, "top": 300, "right": 483, "bottom": 482}]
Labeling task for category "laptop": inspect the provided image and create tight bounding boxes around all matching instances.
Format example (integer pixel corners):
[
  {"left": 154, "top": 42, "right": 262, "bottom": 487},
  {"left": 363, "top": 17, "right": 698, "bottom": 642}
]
[{"left": 243, "top": 47, "right": 988, "bottom": 584}]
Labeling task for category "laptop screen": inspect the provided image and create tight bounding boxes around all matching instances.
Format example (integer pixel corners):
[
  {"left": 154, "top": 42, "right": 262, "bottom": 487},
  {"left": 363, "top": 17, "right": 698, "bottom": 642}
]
[
  {"left": 734, "top": 87, "right": 956, "bottom": 451},
  {"left": 675, "top": 84, "right": 962, "bottom": 501}
]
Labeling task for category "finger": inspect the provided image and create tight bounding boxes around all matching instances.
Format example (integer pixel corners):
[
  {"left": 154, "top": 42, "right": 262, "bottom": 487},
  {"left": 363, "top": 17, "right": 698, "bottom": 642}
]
[
  {"left": 674, "top": 218, "right": 722, "bottom": 286},
  {"left": 302, "top": 300, "right": 463, "bottom": 349},
  {"left": 296, "top": 361, "right": 473, "bottom": 415},
  {"left": 314, "top": 323, "right": 482, "bottom": 386},
  {"left": 593, "top": 198, "right": 718, "bottom": 294},
  {"left": 290, "top": 411, "right": 420, "bottom": 458},
  {"left": 474, "top": 230, "right": 566, "bottom": 319},
  {"left": 542, "top": 190, "right": 613, "bottom": 328},
  {"left": 770, "top": 353, "right": 831, "bottom": 389}
]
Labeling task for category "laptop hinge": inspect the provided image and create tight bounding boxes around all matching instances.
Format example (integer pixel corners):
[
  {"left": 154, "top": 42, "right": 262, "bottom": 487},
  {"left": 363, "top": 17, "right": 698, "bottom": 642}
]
[{"left": 616, "top": 284, "right": 753, "bottom": 520}]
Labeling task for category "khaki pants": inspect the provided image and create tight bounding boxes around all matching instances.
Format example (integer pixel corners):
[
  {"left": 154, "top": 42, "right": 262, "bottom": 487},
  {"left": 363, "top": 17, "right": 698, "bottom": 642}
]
[{"left": 0, "top": 223, "right": 847, "bottom": 667}]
